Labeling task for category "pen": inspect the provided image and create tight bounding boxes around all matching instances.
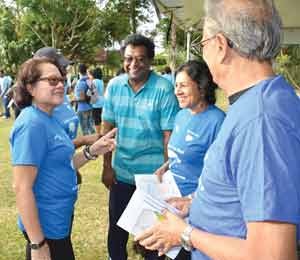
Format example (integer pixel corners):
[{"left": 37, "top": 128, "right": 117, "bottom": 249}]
[{"left": 154, "top": 211, "right": 165, "bottom": 221}]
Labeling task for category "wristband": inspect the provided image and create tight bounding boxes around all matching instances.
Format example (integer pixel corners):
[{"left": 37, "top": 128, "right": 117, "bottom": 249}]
[{"left": 83, "top": 145, "right": 98, "bottom": 160}]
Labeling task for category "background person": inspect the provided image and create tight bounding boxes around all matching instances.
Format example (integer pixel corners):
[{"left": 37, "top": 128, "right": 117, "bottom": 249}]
[
  {"left": 74, "top": 63, "right": 95, "bottom": 135},
  {"left": 162, "top": 66, "right": 174, "bottom": 85},
  {"left": 135, "top": 0, "right": 300, "bottom": 259},
  {"left": 87, "top": 67, "right": 104, "bottom": 134},
  {"left": 0, "top": 69, "right": 13, "bottom": 119},
  {"left": 101, "top": 34, "right": 179, "bottom": 260},
  {"left": 10, "top": 57, "right": 116, "bottom": 260}
]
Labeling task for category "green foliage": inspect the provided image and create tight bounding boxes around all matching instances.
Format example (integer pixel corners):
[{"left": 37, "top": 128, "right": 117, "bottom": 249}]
[
  {"left": 16, "top": 0, "right": 105, "bottom": 62},
  {"left": 106, "top": 50, "right": 122, "bottom": 69},
  {"left": 0, "top": 0, "right": 108, "bottom": 72},
  {"left": 275, "top": 47, "right": 300, "bottom": 90},
  {"left": 156, "top": 17, "right": 186, "bottom": 49},
  {"left": 0, "top": 0, "right": 157, "bottom": 75}
]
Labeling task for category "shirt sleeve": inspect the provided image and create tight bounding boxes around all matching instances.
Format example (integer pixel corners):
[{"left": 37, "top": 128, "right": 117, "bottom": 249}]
[
  {"left": 102, "top": 82, "right": 115, "bottom": 124},
  {"left": 159, "top": 83, "right": 179, "bottom": 130},
  {"left": 10, "top": 122, "right": 47, "bottom": 168},
  {"left": 231, "top": 115, "right": 300, "bottom": 224}
]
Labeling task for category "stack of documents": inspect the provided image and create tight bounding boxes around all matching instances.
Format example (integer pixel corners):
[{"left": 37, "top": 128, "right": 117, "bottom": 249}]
[{"left": 117, "top": 171, "right": 182, "bottom": 259}]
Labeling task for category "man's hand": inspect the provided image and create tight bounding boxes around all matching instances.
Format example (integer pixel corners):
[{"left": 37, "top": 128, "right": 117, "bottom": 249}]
[
  {"left": 135, "top": 210, "right": 186, "bottom": 256},
  {"left": 166, "top": 197, "right": 192, "bottom": 218},
  {"left": 101, "top": 167, "right": 117, "bottom": 190}
]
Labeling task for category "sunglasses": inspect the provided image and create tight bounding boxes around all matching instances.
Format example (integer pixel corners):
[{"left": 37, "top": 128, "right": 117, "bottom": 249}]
[{"left": 36, "top": 76, "right": 65, "bottom": 86}]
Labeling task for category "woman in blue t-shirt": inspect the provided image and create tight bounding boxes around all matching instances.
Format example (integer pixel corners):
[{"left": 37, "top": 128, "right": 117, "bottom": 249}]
[
  {"left": 10, "top": 57, "right": 117, "bottom": 260},
  {"left": 156, "top": 60, "right": 225, "bottom": 197},
  {"left": 155, "top": 60, "right": 225, "bottom": 259}
]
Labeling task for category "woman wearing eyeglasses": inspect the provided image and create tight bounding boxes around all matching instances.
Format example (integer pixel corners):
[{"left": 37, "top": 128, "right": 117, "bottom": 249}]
[{"left": 10, "top": 57, "right": 117, "bottom": 260}]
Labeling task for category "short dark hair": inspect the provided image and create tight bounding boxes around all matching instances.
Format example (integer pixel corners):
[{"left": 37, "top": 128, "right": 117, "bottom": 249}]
[
  {"left": 164, "top": 66, "right": 171, "bottom": 74},
  {"left": 92, "top": 67, "right": 103, "bottom": 80},
  {"left": 121, "top": 34, "right": 155, "bottom": 59},
  {"left": 176, "top": 60, "right": 218, "bottom": 105},
  {"left": 78, "top": 63, "right": 87, "bottom": 75},
  {"left": 14, "top": 57, "right": 62, "bottom": 109}
]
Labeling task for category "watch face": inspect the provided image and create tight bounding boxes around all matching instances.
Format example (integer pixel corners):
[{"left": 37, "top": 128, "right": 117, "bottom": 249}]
[
  {"left": 30, "top": 244, "right": 39, "bottom": 250},
  {"left": 181, "top": 237, "right": 192, "bottom": 252},
  {"left": 30, "top": 238, "right": 46, "bottom": 250},
  {"left": 181, "top": 225, "right": 193, "bottom": 251}
]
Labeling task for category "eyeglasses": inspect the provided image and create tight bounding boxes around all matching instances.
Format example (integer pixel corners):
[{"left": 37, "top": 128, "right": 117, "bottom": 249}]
[
  {"left": 36, "top": 76, "right": 65, "bottom": 86},
  {"left": 123, "top": 56, "right": 148, "bottom": 65},
  {"left": 197, "top": 34, "right": 234, "bottom": 54},
  {"left": 197, "top": 35, "right": 217, "bottom": 54}
]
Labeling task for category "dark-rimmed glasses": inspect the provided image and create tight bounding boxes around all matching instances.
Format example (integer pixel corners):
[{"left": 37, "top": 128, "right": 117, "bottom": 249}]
[
  {"left": 197, "top": 34, "right": 234, "bottom": 54},
  {"left": 197, "top": 35, "right": 217, "bottom": 54},
  {"left": 36, "top": 76, "right": 65, "bottom": 86}
]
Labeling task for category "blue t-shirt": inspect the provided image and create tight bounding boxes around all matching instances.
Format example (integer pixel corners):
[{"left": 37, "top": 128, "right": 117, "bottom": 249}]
[
  {"left": 92, "top": 78, "right": 105, "bottom": 109},
  {"left": 168, "top": 105, "right": 225, "bottom": 196},
  {"left": 102, "top": 71, "right": 179, "bottom": 184},
  {"left": 53, "top": 96, "right": 79, "bottom": 140},
  {"left": 10, "top": 106, "right": 78, "bottom": 239},
  {"left": 75, "top": 76, "right": 93, "bottom": 112},
  {"left": 162, "top": 73, "right": 174, "bottom": 85},
  {"left": 189, "top": 76, "right": 300, "bottom": 259}
]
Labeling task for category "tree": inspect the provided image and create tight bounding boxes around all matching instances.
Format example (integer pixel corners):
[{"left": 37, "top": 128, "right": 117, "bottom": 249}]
[
  {"left": 16, "top": 0, "right": 106, "bottom": 62},
  {"left": 0, "top": 0, "right": 109, "bottom": 72},
  {"left": 99, "top": 0, "right": 154, "bottom": 46}
]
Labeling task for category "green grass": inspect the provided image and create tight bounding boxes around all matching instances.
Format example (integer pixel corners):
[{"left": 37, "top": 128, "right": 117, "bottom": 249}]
[{"left": 0, "top": 116, "right": 143, "bottom": 260}]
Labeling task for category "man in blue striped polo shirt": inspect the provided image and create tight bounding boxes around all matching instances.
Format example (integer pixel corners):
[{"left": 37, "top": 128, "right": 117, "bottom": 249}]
[{"left": 102, "top": 34, "right": 179, "bottom": 260}]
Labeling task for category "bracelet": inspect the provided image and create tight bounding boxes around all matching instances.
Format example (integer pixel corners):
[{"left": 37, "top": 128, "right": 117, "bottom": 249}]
[
  {"left": 83, "top": 145, "right": 98, "bottom": 160},
  {"left": 29, "top": 238, "right": 46, "bottom": 250}
]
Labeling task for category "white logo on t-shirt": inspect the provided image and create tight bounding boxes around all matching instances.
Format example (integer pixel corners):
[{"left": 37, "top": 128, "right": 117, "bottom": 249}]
[{"left": 185, "top": 134, "right": 194, "bottom": 142}]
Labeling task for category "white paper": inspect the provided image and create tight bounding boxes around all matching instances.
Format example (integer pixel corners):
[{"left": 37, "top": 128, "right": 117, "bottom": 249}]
[
  {"left": 135, "top": 170, "right": 182, "bottom": 200},
  {"left": 117, "top": 172, "right": 182, "bottom": 259}
]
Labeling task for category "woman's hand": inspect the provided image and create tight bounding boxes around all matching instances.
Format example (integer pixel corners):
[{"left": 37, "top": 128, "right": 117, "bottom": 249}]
[
  {"left": 154, "top": 162, "right": 169, "bottom": 183},
  {"left": 90, "top": 128, "right": 117, "bottom": 156},
  {"left": 135, "top": 210, "right": 187, "bottom": 256},
  {"left": 31, "top": 243, "right": 51, "bottom": 260}
]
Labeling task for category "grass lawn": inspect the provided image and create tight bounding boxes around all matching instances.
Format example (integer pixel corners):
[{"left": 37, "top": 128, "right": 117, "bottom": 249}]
[{"left": 0, "top": 91, "right": 228, "bottom": 259}]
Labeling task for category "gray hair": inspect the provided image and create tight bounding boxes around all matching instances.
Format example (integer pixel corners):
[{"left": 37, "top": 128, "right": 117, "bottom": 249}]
[{"left": 204, "top": 0, "right": 282, "bottom": 61}]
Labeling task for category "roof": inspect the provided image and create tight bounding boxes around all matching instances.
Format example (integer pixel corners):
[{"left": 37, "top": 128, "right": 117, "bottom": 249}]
[{"left": 152, "top": 0, "right": 300, "bottom": 44}]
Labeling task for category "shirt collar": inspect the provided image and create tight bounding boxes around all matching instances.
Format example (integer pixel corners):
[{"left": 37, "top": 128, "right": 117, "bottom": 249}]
[{"left": 228, "top": 86, "right": 254, "bottom": 105}]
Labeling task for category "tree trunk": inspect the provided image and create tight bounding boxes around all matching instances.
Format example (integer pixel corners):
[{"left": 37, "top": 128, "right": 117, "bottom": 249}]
[
  {"left": 170, "top": 16, "right": 177, "bottom": 71},
  {"left": 130, "top": 0, "right": 137, "bottom": 33}
]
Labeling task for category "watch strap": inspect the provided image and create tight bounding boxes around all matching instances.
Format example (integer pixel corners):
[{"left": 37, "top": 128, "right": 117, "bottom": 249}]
[
  {"left": 29, "top": 238, "right": 46, "bottom": 250},
  {"left": 180, "top": 225, "right": 193, "bottom": 251}
]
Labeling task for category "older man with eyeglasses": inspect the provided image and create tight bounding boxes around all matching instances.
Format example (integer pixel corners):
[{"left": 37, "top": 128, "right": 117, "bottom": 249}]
[{"left": 135, "top": 1, "right": 300, "bottom": 260}]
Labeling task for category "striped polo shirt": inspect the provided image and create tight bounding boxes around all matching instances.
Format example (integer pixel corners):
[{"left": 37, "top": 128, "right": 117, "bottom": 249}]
[{"left": 102, "top": 71, "right": 179, "bottom": 184}]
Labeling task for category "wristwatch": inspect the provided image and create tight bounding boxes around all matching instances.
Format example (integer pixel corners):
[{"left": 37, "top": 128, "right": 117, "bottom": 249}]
[
  {"left": 29, "top": 238, "right": 46, "bottom": 250},
  {"left": 180, "top": 225, "right": 193, "bottom": 251}
]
